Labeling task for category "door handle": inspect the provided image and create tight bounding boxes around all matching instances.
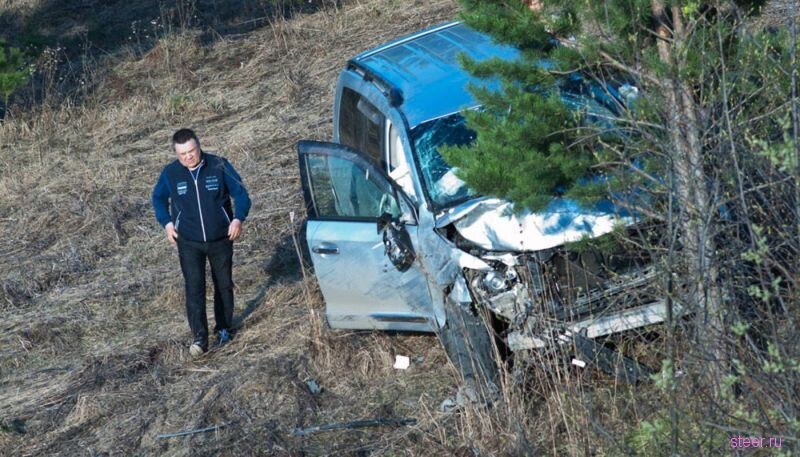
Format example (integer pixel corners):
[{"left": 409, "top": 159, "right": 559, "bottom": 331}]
[{"left": 312, "top": 245, "right": 339, "bottom": 255}]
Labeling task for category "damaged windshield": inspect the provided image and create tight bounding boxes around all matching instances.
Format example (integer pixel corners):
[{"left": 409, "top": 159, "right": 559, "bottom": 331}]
[
  {"left": 411, "top": 113, "right": 477, "bottom": 209},
  {"left": 410, "top": 75, "right": 629, "bottom": 210}
]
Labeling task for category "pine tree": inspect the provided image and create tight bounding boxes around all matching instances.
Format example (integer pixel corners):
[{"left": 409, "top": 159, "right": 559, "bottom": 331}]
[{"left": 0, "top": 39, "right": 29, "bottom": 118}]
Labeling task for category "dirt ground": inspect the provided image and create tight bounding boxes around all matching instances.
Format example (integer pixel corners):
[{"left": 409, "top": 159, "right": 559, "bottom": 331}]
[{"left": 0, "top": 1, "right": 489, "bottom": 455}]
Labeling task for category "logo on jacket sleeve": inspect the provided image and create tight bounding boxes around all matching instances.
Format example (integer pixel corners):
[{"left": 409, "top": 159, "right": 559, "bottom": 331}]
[
  {"left": 177, "top": 181, "right": 188, "bottom": 195},
  {"left": 205, "top": 175, "right": 219, "bottom": 192}
]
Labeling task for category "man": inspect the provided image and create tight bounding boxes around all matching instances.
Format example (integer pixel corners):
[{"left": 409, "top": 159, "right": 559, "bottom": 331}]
[{"left": 152, "top": 128, "right": 251, "bottom": 357}]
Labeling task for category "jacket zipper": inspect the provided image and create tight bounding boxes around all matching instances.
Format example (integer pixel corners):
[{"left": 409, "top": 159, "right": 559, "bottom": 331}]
[
  {"left": 190, "top": 165, "right": 207, "bottom": 241},
  {"left": 175, "top": 210, "right": 182, "bottom": 230},
  {"left": 221, "top": 206, "right": 231, "bottom": 224}
]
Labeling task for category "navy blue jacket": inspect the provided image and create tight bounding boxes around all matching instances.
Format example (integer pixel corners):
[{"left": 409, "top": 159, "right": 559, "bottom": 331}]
[{"left": 152, "top": 153, "right": 251, "bottom": 242}]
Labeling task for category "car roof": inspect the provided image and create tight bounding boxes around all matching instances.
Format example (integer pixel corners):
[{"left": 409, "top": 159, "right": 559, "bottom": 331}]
[{"left": 351, "top": 22, "right": 520, "bottom": 128}]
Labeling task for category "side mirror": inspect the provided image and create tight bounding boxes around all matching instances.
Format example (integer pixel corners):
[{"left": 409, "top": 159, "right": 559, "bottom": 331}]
[
  {"left": 376, "top": 212, "right": 415, "bottom": 272},
  {"left": 377, "top": 212, "right": 394, "bottom": 235}
]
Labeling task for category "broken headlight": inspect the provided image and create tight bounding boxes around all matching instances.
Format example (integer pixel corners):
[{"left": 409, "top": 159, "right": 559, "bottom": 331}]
[
  {"left": 466, "top": 264, "right": 531, "bottom": 324},
  {"left": 481, "top": 269, "right": 517, "bottom": 294}
]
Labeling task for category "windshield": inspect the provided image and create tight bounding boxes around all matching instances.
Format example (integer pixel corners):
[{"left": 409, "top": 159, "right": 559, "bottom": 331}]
[
  {"left": 410, "top": 75, "right": 627, "bottom": 210},
  {"left": 410, "top": 113, "right": 477, "bottom": 209}
]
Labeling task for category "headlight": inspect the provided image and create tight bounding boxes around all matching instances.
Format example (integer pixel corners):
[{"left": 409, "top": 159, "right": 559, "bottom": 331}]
[{"left": 482, "top": 270, "right": 508, "bottom": 293}]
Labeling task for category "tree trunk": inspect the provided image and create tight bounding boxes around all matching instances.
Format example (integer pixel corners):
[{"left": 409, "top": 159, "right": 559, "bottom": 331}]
[{"left": 651, "top": 1, "right": 727, "bottom": 393}]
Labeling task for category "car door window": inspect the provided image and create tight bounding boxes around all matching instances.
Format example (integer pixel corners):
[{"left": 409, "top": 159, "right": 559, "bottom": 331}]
[
  {"left": 306, "top": 154, "right": 400, "bottom": 219},
  {"left": 387, "top": 120, "right": 405, "bottom": 173},
  {"left": 386, "top": 119, "right": 415, "bottom": 199}
]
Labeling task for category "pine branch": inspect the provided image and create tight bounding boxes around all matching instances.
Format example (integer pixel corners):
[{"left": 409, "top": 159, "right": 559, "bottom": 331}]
[{"left": 597, "top": 50, "right": 661, "bottom": 87}]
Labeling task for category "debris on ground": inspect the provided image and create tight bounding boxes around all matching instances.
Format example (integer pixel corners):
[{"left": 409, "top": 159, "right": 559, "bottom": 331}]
[
  {"left": 393, "top": 355, "right": 410, "bottom": 370},
  {"left": 306, "top": 378, "right": 323, "bottom": 395},
  {"left": 157, "top": 422, "right": 231, "bottom": 439},
  {"left": 291, "top": 418, "right": 417, "bottom": 436}
]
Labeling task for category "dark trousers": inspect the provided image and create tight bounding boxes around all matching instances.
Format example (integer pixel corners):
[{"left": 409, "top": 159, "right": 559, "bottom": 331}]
[{"left": 177, "top": 237, "right": 234, "bottom": 346}]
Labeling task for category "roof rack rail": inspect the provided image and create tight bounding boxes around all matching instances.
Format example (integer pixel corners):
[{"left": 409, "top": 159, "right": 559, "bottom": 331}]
[{"left": 346, "top": 60, "right": 404, "bottom": 107}]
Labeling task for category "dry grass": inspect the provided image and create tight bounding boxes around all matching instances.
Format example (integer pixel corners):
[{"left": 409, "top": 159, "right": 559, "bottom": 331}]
[{"left": 0, "top": 1, "right": 473, "bottom": 455}]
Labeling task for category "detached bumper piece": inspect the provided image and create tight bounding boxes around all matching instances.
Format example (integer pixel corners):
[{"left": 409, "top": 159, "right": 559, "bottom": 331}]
[{"left": 571, "top": 332, "right": 652, "bottom": 384}]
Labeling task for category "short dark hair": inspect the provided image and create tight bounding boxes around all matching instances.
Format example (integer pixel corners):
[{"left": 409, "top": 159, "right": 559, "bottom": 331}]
[{"left": 172, "top": 128, "right": 200, "bottom": 150}]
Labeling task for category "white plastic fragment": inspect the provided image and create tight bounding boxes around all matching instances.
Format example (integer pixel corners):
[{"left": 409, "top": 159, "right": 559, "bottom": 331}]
[
  {"left": 306, "top": 378, "right": 322, "bottom": 395},
  {"left": 439, "top": 398, "right": 458, "bottom": 413},
  {"left": 571, "top": 358, "right": 587, "bottom": 368},
  {"left": 393, "top": 355, "right": 410, "bottom": 370},
  {"left": 454, "top": 249, "right": 491, "bottom": 271}
]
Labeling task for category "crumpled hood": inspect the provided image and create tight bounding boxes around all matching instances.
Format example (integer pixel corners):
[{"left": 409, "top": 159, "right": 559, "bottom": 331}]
[{"left": 435, "top": 197, "right": 632, "bottom": 252}]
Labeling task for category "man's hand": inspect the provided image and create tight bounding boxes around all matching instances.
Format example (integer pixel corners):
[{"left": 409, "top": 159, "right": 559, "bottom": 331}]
[
  {"left": 228, "top": 219, "right": 242, "bottom": 241},
  {"left": 164, "top": 222, "right": 178, "bottom": 246}
]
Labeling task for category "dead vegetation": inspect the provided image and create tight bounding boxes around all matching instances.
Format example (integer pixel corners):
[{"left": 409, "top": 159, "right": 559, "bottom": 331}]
[{"left": 0, "top": 1, "right": 473, "bottom": 455}]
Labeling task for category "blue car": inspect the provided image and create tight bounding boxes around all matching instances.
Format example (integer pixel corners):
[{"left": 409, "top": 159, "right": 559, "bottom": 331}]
[{"left": 297, "top": 22, "right": 662, "bottom": 384}]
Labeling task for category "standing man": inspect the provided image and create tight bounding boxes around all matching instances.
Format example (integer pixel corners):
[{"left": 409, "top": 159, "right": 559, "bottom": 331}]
[{"left": 152, "top": 128, "right": 251, "bottom": 357}]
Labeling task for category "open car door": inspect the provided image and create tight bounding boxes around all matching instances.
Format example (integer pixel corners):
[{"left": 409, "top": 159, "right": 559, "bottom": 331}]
[{"left": 297, "top": 140, "right": 436, "bottom": 332}]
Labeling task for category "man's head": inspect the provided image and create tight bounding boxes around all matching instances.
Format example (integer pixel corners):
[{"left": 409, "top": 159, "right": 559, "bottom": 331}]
[{"left": 172, "top": 128, "right": 202, "bottom": 168}]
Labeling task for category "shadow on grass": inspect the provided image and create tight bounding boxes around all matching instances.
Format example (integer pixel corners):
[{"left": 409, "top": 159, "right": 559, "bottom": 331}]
[
  {"left": 233, "top": 225, "right": 310, "bottom": 328},
  {"left": 0, "top": 0, "right": 337, "bottom": 110}
]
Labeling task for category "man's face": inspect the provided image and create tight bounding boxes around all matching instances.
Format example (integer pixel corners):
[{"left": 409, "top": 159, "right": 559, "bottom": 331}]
[{"left": 175, "top": 139, "right": 201, "bottom": 168}]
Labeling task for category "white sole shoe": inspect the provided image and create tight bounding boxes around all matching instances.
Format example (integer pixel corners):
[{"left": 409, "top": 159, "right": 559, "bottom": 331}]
[{"left": 189, "top": 343, "right": 205, "bottom": 358}]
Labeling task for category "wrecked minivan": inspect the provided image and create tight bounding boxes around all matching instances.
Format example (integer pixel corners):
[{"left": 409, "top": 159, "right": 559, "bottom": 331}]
[{"left": 297, "top": 22, "right": 664, "bottom": 386}]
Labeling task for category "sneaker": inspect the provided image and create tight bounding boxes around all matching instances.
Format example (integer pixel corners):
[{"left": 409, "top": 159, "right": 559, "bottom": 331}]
[
  {"left": 189, "top": 340, "right": 206, "bottom": 358},
  {"left": 214, "top": 329, "right": 231, "bottom": 348}
]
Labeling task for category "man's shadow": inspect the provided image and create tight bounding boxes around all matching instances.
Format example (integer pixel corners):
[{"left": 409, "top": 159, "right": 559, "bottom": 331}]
[{"left": 233, "top": 224, "right": 311, "bottom": 328}]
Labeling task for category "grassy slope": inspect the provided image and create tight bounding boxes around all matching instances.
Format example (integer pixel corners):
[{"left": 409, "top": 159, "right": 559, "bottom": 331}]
[{"left": 0, "top": 1, "right": 480, "bottom": 455}]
